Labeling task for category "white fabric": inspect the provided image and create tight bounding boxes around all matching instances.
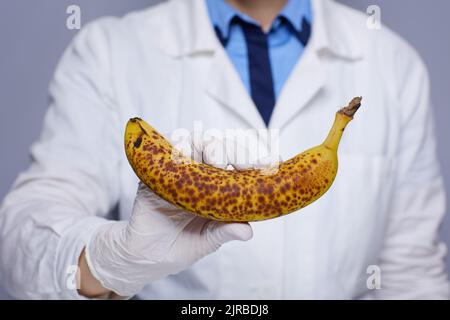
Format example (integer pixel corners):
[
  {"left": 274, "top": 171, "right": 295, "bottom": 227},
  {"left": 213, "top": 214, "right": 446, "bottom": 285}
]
[{"left": 0, "top": 0, "right": 448, "bottom": 299}]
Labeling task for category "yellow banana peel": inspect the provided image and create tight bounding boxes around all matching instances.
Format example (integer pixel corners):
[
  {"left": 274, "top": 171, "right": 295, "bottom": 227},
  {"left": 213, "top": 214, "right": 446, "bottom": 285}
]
[{"left": 125, "top": 97, "right": 362, "bottom": 222}]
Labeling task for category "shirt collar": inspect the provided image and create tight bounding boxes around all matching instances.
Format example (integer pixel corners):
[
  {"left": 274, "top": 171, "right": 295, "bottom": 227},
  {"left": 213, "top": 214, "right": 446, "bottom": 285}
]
[
  {"left": 278, "top": 0, "right": 312, "bottom": 32},
  {"left": 206, "top": 0, "right": 312, "bottom": 43},
  {"left": 206, "top": 0, "right": 237, "bottom": 42}
]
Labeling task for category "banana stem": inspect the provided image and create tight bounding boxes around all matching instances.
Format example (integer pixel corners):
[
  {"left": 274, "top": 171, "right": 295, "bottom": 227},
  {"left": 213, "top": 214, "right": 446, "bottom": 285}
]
[
  {"left": 338, "top": 97, "right": 362, "bottom": 118},
  {"left": 323, "top": 97, "right": 362, "bottom": 150}
]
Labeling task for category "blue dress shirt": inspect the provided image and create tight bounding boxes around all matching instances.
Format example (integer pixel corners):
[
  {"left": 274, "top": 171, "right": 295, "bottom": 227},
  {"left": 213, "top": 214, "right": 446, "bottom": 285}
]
[{"left": 206, "top": 0, "right": 312, "bottom": 99}]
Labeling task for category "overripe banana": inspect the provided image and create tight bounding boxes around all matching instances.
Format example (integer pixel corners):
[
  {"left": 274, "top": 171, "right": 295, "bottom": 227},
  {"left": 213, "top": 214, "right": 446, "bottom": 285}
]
[{"left": 125, "top": 97, "right": 362, "bottom": 222}]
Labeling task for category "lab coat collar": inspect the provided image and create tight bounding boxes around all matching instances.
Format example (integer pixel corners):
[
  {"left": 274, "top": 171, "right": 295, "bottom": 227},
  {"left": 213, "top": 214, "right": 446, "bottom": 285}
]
[
  {"left": 154, "top": 0, "right": 363, "bottom": 129},
  {"left": 312, "top": 0, "right": 364, "bottom": 60},
  {"left": 158, "top": 0, "right": 364, "bottom": 60},
  {"left": 154, "top": 0, "right": 218, "bottom": 57}
]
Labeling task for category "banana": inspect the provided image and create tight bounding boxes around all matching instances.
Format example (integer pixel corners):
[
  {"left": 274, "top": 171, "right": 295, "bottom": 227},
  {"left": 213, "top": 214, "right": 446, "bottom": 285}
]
[{"left": 125, "top": 97, "right": 362, "bottom": 222}]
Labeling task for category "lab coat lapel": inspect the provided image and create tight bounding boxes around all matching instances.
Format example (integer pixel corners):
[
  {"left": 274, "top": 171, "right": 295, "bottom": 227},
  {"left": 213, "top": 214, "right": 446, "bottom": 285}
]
[
  {"left": 269, "top": 0, "right": 330, "bottom": 130},
  {"left": 152, "top": 0, "right": 266, "bottom": 129},
  {"left": 204, "top": 47, "right": 267, "bottom": 129},
  {"left": 270, "top": 0, "right": 364, "bottom": 130},
  {"left": 269, "top": 45, "right": 325, "bottom": 130}
]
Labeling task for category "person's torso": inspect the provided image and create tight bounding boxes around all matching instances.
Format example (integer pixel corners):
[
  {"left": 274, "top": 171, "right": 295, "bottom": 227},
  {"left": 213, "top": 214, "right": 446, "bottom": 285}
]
[{"left": 101, "top": 0, "right": 402, "bottom": 299}]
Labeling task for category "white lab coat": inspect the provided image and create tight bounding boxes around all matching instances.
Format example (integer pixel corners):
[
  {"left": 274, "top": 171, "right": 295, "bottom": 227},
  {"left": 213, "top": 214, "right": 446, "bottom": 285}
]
[{"left": 0, "top": 0, "right": 448, "bottom": 299}]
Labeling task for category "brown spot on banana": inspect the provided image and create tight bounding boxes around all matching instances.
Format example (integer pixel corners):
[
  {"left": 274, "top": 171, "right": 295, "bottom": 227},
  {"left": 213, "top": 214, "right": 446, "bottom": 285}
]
[{"left": 124, "top": 97, "right": 362, "bottom": 222}]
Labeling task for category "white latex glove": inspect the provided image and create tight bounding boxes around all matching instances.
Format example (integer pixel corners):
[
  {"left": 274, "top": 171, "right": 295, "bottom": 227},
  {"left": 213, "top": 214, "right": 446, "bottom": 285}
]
[{"left": 85, "top": 134, "right": 255, "bottom": 297}]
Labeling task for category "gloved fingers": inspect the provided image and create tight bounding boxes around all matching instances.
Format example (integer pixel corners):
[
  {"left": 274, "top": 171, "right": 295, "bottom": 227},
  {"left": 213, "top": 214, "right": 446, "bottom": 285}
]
[
  {"left": 167, "top": 128, "right": 280, "bottom": 172},
  {"left": 252, "top": 154, "right": 283, "bottom": 171},
  {"left": 222, "top": 136, "right": 257, "bottom": 170},
  {"left": 205, "top": 139, "right": 282, "bottom": 171},
  {"left": 169, "top": 128, "right": 257, "bottom": 170},
  {"left": 203, "top": 220, "right": 253, "bottom": 250},
  {"left": 135, "top": 181, "right": 156, "bottom": 201},
  {"left": 130, "top": 182, "right": 194, "bottom": 234},
  {"left": 202, "top": 135, "right": 261, "bottom": 170},
  {"left": 167, "top": 131, "right": 224, "bottom": 166},
  {"left": 202, "top": 136, "right": 229, "bottom": 169}
]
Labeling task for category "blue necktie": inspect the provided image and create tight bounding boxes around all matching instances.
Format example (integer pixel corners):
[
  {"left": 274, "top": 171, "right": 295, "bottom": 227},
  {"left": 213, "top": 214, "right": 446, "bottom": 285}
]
[
  {"left": 214, "top": 18, "right": 311, "bottom": 126},
  {"left": 240, "top": 21, "right": 275, "bottom": 126}
]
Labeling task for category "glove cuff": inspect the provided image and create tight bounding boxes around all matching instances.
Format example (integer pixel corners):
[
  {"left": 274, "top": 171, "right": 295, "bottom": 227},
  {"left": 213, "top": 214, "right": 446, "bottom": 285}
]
[{"left": 85, "top": 221, "right": 143, "bottom": 297}]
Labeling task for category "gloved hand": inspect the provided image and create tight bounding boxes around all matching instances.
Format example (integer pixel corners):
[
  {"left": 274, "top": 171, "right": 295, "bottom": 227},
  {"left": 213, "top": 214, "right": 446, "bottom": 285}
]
[{"left": 85, "top": 133, "right": 255, "bottom": 297}]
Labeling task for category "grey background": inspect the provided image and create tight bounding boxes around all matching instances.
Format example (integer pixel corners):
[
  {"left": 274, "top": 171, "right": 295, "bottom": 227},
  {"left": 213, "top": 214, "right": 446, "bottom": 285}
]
[{"left": 0, "top": 0, "right": 448, "bottom": 299}]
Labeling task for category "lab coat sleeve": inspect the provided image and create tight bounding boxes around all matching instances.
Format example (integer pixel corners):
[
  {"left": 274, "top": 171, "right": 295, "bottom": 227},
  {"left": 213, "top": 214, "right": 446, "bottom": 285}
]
[
  {"left": 369, "top": 49, "right": 449, "bottom": 299},
  {"left": 0, "top": 19, "right": 122, "bottom": 299}
]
